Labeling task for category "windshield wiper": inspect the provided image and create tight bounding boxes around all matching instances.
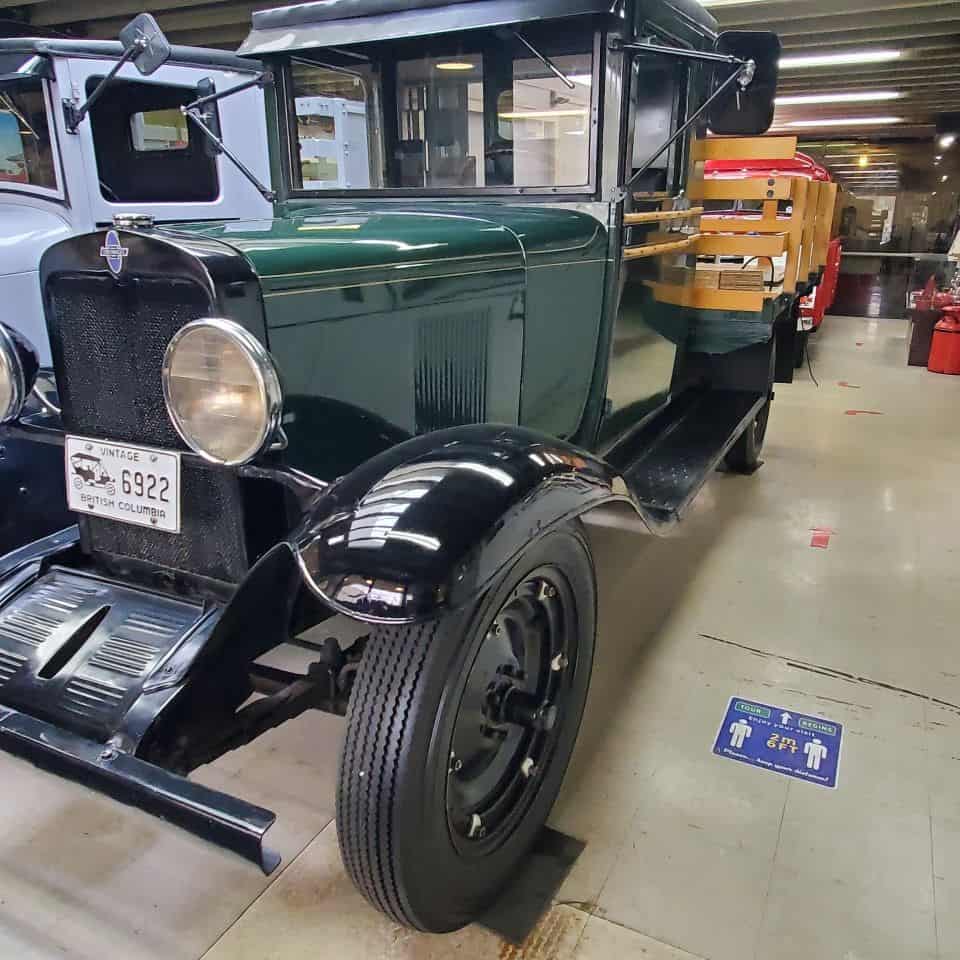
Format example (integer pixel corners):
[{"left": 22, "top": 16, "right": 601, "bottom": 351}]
[
  {"left": 0, "top": 93, "right": 38, "bottom": 140},
  {"left": 510, "top": 31, "right": 576, "bottom": 91},
  {"left": 181, "top": 73, "right": 276, "bottom": 203}
]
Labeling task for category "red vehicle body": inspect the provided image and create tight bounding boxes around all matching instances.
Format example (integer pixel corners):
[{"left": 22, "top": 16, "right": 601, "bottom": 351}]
[{"left": 705, "top": 152, "right": 841, "bottom": 361}]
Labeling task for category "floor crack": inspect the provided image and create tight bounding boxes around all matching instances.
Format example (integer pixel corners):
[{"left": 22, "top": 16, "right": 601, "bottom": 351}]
[{"left": 700, "top": 633, "right": 960, "bottom": 712}]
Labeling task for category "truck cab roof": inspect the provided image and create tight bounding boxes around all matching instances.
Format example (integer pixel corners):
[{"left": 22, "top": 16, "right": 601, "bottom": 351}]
[
  {"left": 0, "top": 38, "right": 262, "bottom": 76},
  {"left": 239, "top": 0, "right": 717, "bottom": 55}
]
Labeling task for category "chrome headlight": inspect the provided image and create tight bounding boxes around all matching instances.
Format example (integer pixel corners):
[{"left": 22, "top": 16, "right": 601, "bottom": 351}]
[
  {"left": 0, "top": 323, "right": 38, "bottom": 424},
  {"left": 162, "top": 317, "right": 282, "bottom": 466}
]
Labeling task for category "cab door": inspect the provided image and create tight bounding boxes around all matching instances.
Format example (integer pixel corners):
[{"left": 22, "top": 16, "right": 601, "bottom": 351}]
[
  {"left": 599, "top": 52, "right": 699, "bottom": 447},
  {"left": 60, "top": 56, "right": 271, "bottom": 225}
]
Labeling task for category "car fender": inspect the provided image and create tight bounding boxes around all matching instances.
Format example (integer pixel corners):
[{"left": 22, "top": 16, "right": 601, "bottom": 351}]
[{"left": 290, "top": 425, "right": 644, "bottom": 623}]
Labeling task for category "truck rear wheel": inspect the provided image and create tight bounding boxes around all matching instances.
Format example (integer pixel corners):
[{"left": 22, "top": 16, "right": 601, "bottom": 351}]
[
  {"left": 336, "top": 523, "right": 596, "bottom": 932},
  {"left": 724, "top": 399, "right": 771, "bottom": 474}
]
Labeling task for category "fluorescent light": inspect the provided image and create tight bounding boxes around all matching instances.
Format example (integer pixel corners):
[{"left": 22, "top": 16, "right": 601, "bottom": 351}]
[
  {"left": 943, "top": 174, "right": 950, "bottom": 182},
  {"left": 776, "top": 91, "right": 901, "bottom": 106},
  {"left": 498, "top": 109, "right": 588, "bottom": 120},
  {"left": 436, "top": 62, "right": 475, "bottom": 71},
  {"left": 940, "top": 134, "right": 957, "bottom": 149},
  {"left": 824, "top": 152, "right": 897, "bottom": 159},
  {"left": 780, "top": 49, "right": 902, "bottom": 70},
  {"left": 829, "top": 163, "right": 898, "bottom": 169},
  {"left": 784, "top": 117, "right": 903, "bottom": 128}
]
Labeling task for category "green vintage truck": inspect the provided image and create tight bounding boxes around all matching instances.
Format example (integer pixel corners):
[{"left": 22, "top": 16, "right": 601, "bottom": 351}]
[{"left": 0, "top": 0, "right": 784, "bottom": 933}]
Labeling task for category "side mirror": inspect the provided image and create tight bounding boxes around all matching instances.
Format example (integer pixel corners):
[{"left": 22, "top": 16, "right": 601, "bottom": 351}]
[
  {"left": 119, "top": 13, "right": 172, "bottom": 77},
  {"left": 708, "top": 31, "right": 781, "bottom": 136}
]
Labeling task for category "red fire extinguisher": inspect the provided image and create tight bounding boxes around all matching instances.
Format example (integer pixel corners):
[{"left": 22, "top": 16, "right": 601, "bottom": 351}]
[{"left": 928, "top": 306, "right": 960, "bottom": 375}]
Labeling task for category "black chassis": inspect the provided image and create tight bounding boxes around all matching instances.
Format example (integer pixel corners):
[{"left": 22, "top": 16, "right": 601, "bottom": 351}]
[{"left": 0, "top": 410, "right": 652, "bottom": 870}]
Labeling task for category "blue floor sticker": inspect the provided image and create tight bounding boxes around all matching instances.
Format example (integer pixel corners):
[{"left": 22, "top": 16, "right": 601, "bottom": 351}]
[{"left": 712, "top": 697, "right": 842, "bottom": 789}]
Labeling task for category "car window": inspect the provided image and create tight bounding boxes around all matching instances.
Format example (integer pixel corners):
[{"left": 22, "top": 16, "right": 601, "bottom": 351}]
[
  {"left": 0, "top": 77, "right": 58, "bottom": 191},
  {"left": 88, "top": 77, "right": 218, "bottom": 203},
  {"left": 130, "top": 108, "right": 190, "bottom": 152},
  {"left": 288, "top": 25, "right": 595, "bottom": 193},
  {"left": 290, "top": 63, "right": 373, "bottom": 189}
]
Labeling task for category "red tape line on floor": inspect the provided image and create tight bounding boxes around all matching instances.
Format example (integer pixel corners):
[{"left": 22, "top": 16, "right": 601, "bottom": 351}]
[
  {"left": 810, "top": 527, "right": 835, "bottom": 549},
  {"left": 844, "top": 409, "right": 883, "bottom": 416},
  {"left": 837, "top": 381, "right": 861, "bottom": 389}
]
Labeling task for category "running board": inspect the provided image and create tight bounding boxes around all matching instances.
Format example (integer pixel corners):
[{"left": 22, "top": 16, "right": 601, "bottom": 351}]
[
  {"left": 608, "top": 389, "right": 766, "bottom": 528},
  {"left": 0, "top": 706, "right": 279, "bottom": 873}
]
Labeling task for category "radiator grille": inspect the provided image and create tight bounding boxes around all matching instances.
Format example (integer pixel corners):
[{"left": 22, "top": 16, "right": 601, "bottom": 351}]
[
  {"left": 45, "top": 271, "right": 249, "bottom": 582},
  {"left": 47, "top": 273, "right": 210, "bottom": 446},
  {"left": 415, "top": 309, "right": 489, "bottom": 433}
]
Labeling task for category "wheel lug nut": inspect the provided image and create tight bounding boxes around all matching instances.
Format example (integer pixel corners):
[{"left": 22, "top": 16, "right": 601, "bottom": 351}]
[{"left": 537, "top": 581, "right": 557, "bottom": 601}]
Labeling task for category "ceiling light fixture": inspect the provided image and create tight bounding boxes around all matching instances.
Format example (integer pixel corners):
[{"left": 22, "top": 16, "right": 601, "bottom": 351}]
[
  {"left": 436, "top": 62, "right": 475, "bottom": 71},
  {"left": 785, "top": 117, "right": 904, "bottom": 128},
  {"left": 498, "top": 109, "right": 588, "bottom": 120},
  {"left": 780, "top": 49, "right": 902, "bottom": 70},
  {"left": 775, "top": 91, "right": 902, "bottom": 106},
  {"left": 824, "top": 152, "right": 897, "bottom": 160},
  {"left": 939, "top": 134, "right": 957, "bottom": 149}
]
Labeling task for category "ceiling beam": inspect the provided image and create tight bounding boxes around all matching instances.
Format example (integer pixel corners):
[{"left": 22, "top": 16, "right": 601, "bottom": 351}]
[
  {"left": 719, "top": 0, "right": 960, "bottom": 26},
  {"left": 96, "top": 2, "right": 261, "bottom": 37},
  {"left": 780, "top": 25, "right": 960, "bottom": 48},
  {"left": 28, "top": 0, "right": 234, "bottom": 28},
  {"left": 162, "top": 23, "right": 249, "bottom": 47},
  {"left": 770, "top": 10, "right": 960, "bottom": 39}
]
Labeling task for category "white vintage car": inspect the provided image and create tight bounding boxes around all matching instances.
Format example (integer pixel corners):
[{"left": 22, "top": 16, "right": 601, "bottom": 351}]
[{"left": 0, "top": 36, "right": 271, "bottom": 364}]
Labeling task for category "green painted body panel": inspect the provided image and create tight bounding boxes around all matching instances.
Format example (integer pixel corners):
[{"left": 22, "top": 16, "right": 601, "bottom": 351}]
[{"left": 174, "top": 202, "right": 608, "bottom": 477}]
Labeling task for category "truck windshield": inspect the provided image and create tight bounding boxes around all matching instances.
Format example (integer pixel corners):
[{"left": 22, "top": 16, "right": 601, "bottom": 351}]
[
  {"left": 0, "top": 77, "right": 57, "bottom": 192},
  {"left": 288, "top": 24, "right": 595, "bottom": 192}
]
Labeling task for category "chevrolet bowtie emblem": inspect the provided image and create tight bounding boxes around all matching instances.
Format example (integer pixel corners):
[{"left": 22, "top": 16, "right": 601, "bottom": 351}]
[{"left": 100, "top": 229, "right": 129, "bottom": 276}]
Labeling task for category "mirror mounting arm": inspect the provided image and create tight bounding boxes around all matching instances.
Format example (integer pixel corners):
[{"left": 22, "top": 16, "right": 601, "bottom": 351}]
[
  {"left": 63, "top": 38, "right": 145, "bottom": 134},
  {"left": 612, "top": 39, "right": 751, "bottom": 72},
  {"left": 183, "top": 106, "right": 276, "bottom": 202},
  {"left": 184, "top": 70, "right": 274, "bottom": 113}
]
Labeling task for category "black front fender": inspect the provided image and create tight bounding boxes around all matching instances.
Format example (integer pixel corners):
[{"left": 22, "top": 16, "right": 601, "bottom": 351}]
[{"left": 290, "top": 425, "right": 643, "bottom": 623}]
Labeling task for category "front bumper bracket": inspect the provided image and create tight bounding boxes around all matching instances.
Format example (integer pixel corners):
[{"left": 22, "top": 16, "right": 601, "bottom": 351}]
[{"left": 0, "top": 706, "right": 279, "bottom": 873}]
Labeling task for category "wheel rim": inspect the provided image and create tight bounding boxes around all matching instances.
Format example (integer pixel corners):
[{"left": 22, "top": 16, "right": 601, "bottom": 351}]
[{"left": 445, "top": 565, "right": 577, "bottom": 855}]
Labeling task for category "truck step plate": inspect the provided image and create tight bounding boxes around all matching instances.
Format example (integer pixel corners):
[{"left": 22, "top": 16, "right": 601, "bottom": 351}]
[
  {"left": 0, "top": 567, "right": 205, "bottom": 740},
  {"left": 609, "top": 390, "right": 766, "bottom": 527}
]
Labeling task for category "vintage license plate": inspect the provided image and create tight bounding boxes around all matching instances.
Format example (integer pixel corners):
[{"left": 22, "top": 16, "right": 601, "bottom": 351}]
[{"left": 65, "top": 435, "right": 181, "bottom": 534}]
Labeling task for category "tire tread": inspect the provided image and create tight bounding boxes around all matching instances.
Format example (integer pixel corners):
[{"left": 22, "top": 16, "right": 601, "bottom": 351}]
[{"left": 337, "top": 621, "right": 437, "bottom": 927}]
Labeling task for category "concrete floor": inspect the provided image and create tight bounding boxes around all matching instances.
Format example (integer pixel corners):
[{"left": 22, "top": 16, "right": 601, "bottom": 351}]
[{"left": 2, "top": 313, "right": 959, "bottom": 960}]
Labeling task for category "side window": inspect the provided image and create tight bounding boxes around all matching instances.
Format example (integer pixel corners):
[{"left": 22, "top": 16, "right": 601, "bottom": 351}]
[
  {"left": 0, "top": 78, "right": 58, "bottom": 191},
  {"left": 88, "top": 78, "right": 218, "bottom": 203},
  {"left": 629, "top": 57, "right": 685, "bottom": 195},
  {"left": 290, "top": 62, "right": 373, "bottom": 189},
  {"left": 130, "top": 108, "right": 190, "bottom": 152}
]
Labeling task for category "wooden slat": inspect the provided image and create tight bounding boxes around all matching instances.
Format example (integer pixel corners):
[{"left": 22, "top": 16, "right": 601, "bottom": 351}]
[
  {"left": 700, "top": 215, "right": 783, "bottom": 234},
  {"left": 812, "top": 182, "right": 838, "bottom": 272},
  {"left": 623, "top": 207, "right": 704, "bottom": 225},
  {"left": 800, "top": 180, "right": 821, "bottom": 280},
  {"left": 622, "top": 236, "right": 699, "bottom": 261},
  {"left": 689, "top": 178, "right": 792, "bottom": 202},
  {"left": 783, "top": 178, "right": 809, "bottom": 294},
  {"left": 692, "top": 136, "right": 798, "bottom": 162},
  {"left": 644, "top": 280, "right": 771, "bottom": 313},
  {"left": 696, "top": 233, "right": 788, "bottom": 257}
]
